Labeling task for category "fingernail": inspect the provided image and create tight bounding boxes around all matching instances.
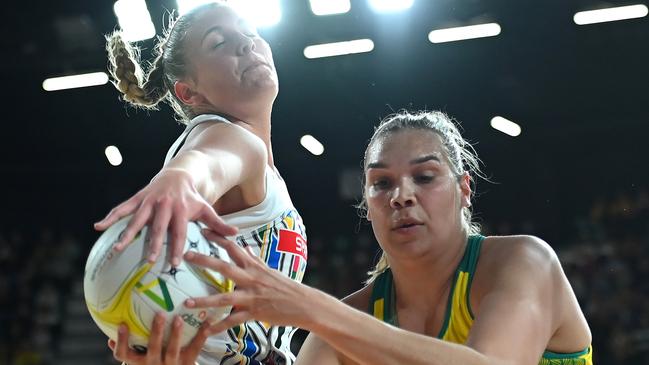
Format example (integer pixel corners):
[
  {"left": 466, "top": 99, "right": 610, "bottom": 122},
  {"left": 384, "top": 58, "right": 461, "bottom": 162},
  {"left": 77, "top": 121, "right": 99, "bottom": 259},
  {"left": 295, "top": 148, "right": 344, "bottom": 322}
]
[
  {"left": 118, "top": 325, "right": 126, "bottom": 334},
  {"left": 184, "top": 251, "right": 195, "bottom": 260},
  {"left": 175, "top": 316, "right": 182, "bottom": 327},
  {"left": 148, "top": 253, "right": 157, "bottom": 263},
  {"left": 185, "top": 299, "right": 195, "bottom": 307},
  {"left": 172, "top": 257, "right": 181, "bottom": 267}
]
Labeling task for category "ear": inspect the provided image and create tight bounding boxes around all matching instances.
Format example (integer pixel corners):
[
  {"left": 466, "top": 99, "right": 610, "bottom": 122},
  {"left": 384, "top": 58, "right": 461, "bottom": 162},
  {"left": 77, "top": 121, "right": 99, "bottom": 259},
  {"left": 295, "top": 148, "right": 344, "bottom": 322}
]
[
  {"left": 366, "top": 206, "right": 372, "bottom": 221},
  {"left": 174, "top": 80, "right": 204, "bottom": 106},
  {"left": 459, "top": 172, "right": 472, "bottom": 208}
]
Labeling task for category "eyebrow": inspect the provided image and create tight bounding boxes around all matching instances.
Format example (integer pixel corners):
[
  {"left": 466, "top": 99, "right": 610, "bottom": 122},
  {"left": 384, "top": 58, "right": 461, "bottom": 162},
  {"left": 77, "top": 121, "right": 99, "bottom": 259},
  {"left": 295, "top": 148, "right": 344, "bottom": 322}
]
[
  {"left": 411, "top": 154, "right": 441, "bottom": 165},
  {"left": 366, "top": 154, "right": 441, "bottom": 169},
  {"left": 202, "top": 17, "right": 252, "bottom": 43}
]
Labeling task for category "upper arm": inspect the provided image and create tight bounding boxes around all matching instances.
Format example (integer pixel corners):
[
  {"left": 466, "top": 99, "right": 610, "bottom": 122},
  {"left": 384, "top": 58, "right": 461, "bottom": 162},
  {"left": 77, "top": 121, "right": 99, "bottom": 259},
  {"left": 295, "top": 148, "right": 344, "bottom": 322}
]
[
  {"left": 466, "top": 236, "right": 561, "bottom": 365},
  {"left": 177, "top": 122, "right": 267, "bottom": 200}
]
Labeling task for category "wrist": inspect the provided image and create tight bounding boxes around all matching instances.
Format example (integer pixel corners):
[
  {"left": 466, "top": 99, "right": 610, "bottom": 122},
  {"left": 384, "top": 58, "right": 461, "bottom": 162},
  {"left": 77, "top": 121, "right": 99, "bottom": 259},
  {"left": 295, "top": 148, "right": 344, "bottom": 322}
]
[{"left": 297, "top": 288, "right": 340, "bottom": 332}]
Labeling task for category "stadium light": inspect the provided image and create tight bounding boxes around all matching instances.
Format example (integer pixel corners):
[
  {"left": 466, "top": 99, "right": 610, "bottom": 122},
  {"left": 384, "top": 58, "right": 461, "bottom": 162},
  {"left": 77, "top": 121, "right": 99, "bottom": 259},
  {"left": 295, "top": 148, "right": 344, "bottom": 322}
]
[
  {"left": 113, "top": 0, "right": 156, "bottom": 42},
  {"left": 177, "top": 0, "right": 281, "bottom": 27},
  {"left": 309, "top": 0, "right": 351, "bottom": 16},
  {"left": 368, "top": 0, "right": 414, "bottom": 13},
  {"left": 574, "top": 4, "right": 648, "bottom": 25},
  {"left": 300, "top": 135, "right": 324, "bottom": 156},
  {"left": 490, "top": 116, "right": 521, "bottom": 137},
  {"left": 105, "top": 146, "right": 123, "bottom": 166},
  {"left": 304, "top": 39, "right": 374, "bottom": 59},
  {"left": 428, "top": 23, "right": 501, "bottom": 43},
  {"left": 42, "top": 72, "right": 109, "bottom": 91}
]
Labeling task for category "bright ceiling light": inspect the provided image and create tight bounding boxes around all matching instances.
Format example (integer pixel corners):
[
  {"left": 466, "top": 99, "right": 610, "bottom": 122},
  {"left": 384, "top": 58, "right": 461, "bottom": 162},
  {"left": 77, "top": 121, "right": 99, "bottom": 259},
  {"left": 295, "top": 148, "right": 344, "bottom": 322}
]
[
  {"left": 490, "top": 116, "right": 521, "bottom": 137},
  {"left": 113, "top": 0, "right": 156, "bottom": 42},
  {"left": 42, "top": 72, "right": 109, "bottom": 91},
  {"left": 574, "top": 4, "right": 648, "bottom": 25},
  {"left": 309, "top": 0, "right": 351, "bottom": 16},
  {"left": 300, "top": 135, "right": 324, "bottom": 156},
  {"left": 368, "top": 0, "right": 414, "bottom": 12},
  {"left": 176, "top": 0, "right": 217, "bottom": 15},
  {"left": 177, "top": 0, "right": 281, "bottom": 27},
  {"left": 105, "top": 146, "right": 123, "bottom": 166},
  {"left": 229, "top": 0, "right": 282, "bottom": 27},
  {"left": 428, "top": 23, "right": 501, "bottom": 43},
  {"left": 304, "top": 39, "right": 374, "bottom": 59}
]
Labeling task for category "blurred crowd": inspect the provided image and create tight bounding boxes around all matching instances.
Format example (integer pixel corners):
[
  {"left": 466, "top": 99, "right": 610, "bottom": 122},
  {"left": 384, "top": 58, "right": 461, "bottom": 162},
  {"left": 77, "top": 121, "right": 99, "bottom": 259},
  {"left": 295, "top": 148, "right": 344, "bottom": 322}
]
[
  {"left": 0, "top": 231, "right": 81, "bottom": 365},
  {"left": 0, "top": 188, "right": 647, "bottom": 364}
]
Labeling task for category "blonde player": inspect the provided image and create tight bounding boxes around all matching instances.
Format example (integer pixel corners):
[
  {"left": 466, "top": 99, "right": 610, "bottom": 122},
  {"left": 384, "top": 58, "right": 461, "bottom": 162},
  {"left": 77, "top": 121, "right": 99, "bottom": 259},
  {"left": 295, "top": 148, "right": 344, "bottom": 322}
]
[{"left": 94, "top": 3, "right": 307, "bottom": 364}]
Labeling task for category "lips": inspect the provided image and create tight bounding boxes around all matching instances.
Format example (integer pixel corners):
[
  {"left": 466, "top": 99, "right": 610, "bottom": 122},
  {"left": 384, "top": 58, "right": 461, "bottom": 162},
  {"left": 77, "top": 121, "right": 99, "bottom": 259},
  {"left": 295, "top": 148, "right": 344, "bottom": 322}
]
[
  {"left": 243, "top": 60, "right": 270, "bottom": 74},
  {"left": 392, "top": 218, "right": 424, "bottom": 230}
]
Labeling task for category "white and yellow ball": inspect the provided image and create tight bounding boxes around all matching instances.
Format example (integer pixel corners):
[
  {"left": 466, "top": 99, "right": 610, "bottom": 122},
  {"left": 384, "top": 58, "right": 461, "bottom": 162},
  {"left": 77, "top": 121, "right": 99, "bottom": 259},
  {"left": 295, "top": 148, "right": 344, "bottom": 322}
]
[{"left": 83, "top": 216, "right": 233, "bottom": 350}]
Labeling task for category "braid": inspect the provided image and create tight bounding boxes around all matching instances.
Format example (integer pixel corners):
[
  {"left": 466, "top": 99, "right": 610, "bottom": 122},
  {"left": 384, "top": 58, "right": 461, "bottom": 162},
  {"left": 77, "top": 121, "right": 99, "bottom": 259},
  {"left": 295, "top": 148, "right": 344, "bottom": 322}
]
[
  {"left": 106, "top": 31, "right": 166, "bottom": 108},
  {"left": 141, "top": 43, "right": 169, "bottom": 105}
]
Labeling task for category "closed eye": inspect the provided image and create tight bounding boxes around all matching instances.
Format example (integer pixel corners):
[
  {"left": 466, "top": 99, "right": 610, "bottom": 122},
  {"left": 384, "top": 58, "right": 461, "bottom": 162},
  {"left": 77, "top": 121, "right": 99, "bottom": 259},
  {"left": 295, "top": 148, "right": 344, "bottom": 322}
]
[{"left": 414, "top": 175, "right": 434, "bottom": 184}]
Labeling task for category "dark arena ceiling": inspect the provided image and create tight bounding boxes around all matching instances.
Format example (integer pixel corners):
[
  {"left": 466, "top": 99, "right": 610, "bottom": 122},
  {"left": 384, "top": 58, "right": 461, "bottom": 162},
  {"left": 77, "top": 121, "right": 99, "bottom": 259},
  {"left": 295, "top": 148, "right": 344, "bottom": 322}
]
[{"left": 2, "top": 0, "right": 648, "bottom": 242}]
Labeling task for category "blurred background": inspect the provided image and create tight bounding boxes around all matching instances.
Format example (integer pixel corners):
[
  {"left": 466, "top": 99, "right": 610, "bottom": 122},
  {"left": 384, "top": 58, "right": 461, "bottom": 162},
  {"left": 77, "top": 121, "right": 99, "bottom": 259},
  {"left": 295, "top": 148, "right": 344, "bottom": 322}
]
[{"left": 1, "top": 0, "right": 648, "bottom": 363}]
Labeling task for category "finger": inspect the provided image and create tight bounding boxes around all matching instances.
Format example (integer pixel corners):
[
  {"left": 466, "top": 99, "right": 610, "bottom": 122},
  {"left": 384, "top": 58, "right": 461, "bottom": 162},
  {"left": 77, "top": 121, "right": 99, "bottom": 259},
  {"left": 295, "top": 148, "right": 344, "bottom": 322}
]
[
  {"left": 107, "top": 338, "right": 116, "bottom": 351},
  {"left": 206, "top": 310, "right": 251, "bottom": 336},
  {"left": 114, "top": 324, "right": 131, "bottom": 361},
  {"left": 112, "top": 325, "right": 147, "bottom": 363},
  {"left": 165, "top": 316, "right": 183, "bottom": 364},
  {"left": 115, "top": 203, "right": 153, "bottom": 251},
  {"left": 168, "top": 212, "right": 188, "bottom": 267},
  {"left": 94, "top": 198, "right": 139, "bottom": 231},
  {"left": 146, "top": 199, "right": 173, "bottom": 264},
  {"left": 185, "top": 291, "right": 245, "bottom": 310},
  {"left": 146, "top": 313, "right": 165, "bottom": 363},
  {"left": 184, "top": 252, "right": 250, "bottom": 284},
  {"left": 198, "top": 204, "right": 238, "bottom": 237},
  {"left": 183, "top": 322, "right": 211, "bottom": 362},
  {"left": 200, "top": 231, "right": 249, "bottom": 267}
]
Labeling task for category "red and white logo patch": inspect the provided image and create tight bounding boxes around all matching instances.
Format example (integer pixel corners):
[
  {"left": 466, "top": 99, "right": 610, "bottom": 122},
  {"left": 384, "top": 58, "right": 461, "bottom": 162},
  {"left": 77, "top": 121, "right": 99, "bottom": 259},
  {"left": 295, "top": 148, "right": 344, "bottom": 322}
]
[{"left": 277, "top": 229, "right": 307, "bottom": 261}]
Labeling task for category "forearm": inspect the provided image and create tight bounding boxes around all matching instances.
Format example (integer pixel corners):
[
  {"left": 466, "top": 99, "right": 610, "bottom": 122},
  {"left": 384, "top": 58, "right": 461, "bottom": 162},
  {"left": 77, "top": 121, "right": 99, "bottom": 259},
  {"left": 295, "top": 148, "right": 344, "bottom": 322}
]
[
  {"left": 158, "top": 150, "right": 232, "bottom": 204},
  {"left": 303, "top": 290, "right": 498, "bottom": 365}
]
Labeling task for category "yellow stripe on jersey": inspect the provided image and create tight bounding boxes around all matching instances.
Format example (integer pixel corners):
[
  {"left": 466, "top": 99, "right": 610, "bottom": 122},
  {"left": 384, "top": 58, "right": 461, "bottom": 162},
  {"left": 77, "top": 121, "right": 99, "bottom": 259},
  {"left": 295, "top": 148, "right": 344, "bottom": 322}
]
[{"left": 373, "top": 298, "right": 385, "bottom": 321}]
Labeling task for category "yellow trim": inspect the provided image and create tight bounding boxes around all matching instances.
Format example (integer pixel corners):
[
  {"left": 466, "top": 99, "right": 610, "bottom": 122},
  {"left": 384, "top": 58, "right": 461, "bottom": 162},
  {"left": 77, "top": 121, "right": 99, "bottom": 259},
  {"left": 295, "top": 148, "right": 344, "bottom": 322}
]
[
  {"left": 373, "top": 298, "right": 385, "bottom": 321},
  {"left": 87, "top": 263, "right": 153, "bottom": 339},
  {"left": 441, "top": 271, "right": 473, "bottom": 343}
]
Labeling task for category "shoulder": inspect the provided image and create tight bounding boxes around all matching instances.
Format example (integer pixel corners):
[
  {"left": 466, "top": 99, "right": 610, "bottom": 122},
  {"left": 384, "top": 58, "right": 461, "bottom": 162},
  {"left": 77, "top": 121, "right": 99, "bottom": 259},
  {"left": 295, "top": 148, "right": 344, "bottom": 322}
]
[
  {"left": 341, "top": 282, "right": 374, "bottom": 313},
  {"left": 479, "top": 235, "right": 559, "bottom": 271},
  {"left": 472, "top": 235, "right": 563, "bottom": 305}
]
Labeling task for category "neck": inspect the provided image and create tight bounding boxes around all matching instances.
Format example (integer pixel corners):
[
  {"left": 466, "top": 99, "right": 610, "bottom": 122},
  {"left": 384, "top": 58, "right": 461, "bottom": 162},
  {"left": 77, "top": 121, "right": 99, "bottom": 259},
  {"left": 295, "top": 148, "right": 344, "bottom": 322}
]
[
  {"left": 388, "top": 230, "right": 468, "bottom": 310},
  {"left": 209, "top": 105, "right": 274, "bottom": 166}
]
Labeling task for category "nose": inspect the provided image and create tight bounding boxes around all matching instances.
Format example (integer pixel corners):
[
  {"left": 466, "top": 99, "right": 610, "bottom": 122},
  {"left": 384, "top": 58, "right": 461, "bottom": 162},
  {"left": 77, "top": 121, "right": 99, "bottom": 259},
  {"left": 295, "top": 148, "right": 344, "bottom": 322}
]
[
  {"left": 390, "top": 179, "right": 416, "bottom": 209},
  {"left": 236, "top": 33, "right": 256, "bottom": 56}
]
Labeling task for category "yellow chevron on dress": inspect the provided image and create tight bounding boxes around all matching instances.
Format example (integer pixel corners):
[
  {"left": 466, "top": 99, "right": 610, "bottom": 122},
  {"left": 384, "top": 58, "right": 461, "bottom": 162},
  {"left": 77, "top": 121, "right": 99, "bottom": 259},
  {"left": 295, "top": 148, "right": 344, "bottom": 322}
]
[{"left": 283, "top": 215, "right": 294, "bottom": 230}]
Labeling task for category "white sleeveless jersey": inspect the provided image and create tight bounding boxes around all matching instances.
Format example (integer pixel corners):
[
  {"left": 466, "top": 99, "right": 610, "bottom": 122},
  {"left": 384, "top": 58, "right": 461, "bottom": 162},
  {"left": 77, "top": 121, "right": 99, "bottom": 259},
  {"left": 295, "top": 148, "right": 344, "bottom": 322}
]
[{"left": 164, "top": 114, "right": 308, "bottom": 365}]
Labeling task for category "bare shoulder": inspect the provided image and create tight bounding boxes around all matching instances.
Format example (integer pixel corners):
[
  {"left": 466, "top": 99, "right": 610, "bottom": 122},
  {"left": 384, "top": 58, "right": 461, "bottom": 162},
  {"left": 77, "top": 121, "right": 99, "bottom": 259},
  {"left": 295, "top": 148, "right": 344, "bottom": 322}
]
[
  {"left": 341, "top": 282, "right": 374, "bottom": 313},
  {"left": 472, "top": 235, "right": 562, "bottom": 305},
  {"left": 479, "top": 235, "right": 559, "bottom": 271}
]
